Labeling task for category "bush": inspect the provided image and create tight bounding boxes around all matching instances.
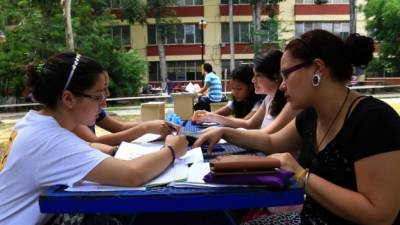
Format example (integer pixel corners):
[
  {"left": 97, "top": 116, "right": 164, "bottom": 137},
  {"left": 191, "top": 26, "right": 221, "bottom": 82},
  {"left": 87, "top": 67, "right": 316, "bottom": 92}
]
[{"left": 108, "top": 50, "right": 147, "bottom": 97}]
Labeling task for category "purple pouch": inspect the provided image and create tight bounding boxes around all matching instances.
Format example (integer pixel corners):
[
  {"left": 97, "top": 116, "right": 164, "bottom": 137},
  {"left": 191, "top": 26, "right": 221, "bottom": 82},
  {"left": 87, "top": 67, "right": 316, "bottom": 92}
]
[{"left": 203, "top": 169, "right": 294, "bottom": 188}]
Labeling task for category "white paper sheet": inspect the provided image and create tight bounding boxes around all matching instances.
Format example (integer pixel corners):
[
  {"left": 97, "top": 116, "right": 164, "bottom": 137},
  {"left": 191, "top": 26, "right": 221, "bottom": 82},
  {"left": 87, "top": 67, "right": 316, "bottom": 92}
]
[
  {"left": 65, "top": 181, "right": 145, "bottom": 192},
  {"left": 115, "top": 141, "right": 163, "bottom": 160},
  {"left": 145, "top": 163, "right": 188, "bottom": 187},
  {"left": 132, "top": 133, "right": 161, "bottom": 144},
  {"left": 187, "top": 162, "right": 210, "bottom": 183},
  {"left": 113, "top": 141, "right": 197, "bottom": 187},
  {"left": 177, "top": 147, "right": 204, "bottom": 165}
]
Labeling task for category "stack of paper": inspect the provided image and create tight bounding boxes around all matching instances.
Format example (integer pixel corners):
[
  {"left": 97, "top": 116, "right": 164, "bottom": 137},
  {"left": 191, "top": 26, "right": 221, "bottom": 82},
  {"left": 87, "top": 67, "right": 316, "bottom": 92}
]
[{"left": 66, "top": 140, "right": 205, "bottom": 192}]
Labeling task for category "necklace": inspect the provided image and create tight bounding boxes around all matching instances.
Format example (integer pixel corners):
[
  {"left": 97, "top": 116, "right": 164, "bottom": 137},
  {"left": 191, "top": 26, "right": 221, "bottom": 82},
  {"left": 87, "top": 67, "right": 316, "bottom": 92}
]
[{"left": 316, "top": 88, "right": 350, "bottom": 151}]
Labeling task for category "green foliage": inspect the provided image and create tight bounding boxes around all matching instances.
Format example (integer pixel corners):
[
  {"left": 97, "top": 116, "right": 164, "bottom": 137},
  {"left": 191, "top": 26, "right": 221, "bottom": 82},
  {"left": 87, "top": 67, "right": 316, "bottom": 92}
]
[
  {"left": 251, "top": 18, "right": 279, "bottom": 54},
  {"left": 365, "top": 58, "right": 385, "bottom": 77},
  {"left": 120, "top": 0, "right": 147, "bottom": 24},
  {"left": 249, "top": 0, "right": 284, "bottom": 55},
  {"left": 364, "top": 0, "right": 400, "bottom": 75},
  {"left": 0, "top": 0, "right": 148, "bottom": 97},
  {"left": 108, "top": 51, "right": 147, "bottom": 97}
]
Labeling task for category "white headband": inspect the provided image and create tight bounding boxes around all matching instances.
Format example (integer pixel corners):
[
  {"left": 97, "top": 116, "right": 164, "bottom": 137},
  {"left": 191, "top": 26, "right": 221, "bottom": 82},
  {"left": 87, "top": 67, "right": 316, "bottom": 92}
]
[{"left": 63, "top": 54, "right": 81, "bottom": 90}]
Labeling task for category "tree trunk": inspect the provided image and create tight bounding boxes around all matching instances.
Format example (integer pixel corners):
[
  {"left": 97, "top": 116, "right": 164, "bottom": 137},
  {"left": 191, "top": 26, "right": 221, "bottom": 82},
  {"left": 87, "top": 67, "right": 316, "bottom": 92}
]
[
  {"left": 253, "top": 0, "right": 262, "bottom": 54},
  {"left": 156, "top": 17, "right": 167, "bottom": 89},
  {"left": 229, "top": 0, "right": 235, "bottom": 71},
  {"left": 349, "top": 0, "right": 356, "bottom": 34},
  {"left": 61, "top": 0, "right": 74, "bottom": 51}
]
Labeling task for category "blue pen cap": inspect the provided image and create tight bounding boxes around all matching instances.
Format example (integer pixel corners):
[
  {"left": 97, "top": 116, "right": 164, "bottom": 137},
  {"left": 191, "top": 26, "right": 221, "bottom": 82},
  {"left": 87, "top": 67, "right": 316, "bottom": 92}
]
[{"left": 166, "top": 111, "right": 182, "bottom": 125}]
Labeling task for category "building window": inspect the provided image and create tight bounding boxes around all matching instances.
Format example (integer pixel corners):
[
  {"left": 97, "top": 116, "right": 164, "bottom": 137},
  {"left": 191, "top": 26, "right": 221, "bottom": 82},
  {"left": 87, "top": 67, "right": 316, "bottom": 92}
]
[
  {"left": 220, "top": 0, "right": 272, "bottom": 4},
  {"left": 221, "top": 0, "right": 249, "bottom": 4},
  {"left": 222, "top": 22, "right": 251, "bottom": 43},
  {"left": 149, "top": 62, "right": 160, "bottom": 82},
  {"left": 295, "top": 21, "right": 349, "bottom": 39},
  {"left": 222, "top": 22, "right": 277, "bottom": 43},
  {"left": 110, "top": 25, "right": 131, "bottom": 46},
  {"left": 221, "top": 59, "right": 253, "bottom": 79},
  {"left": 109, "top": 0, "right": 122, "bottom": 8},
  {"left": 175, "top": 0, "right": 203, "bottom": 6},
  {"left": 148, "top": 0, "right": 202, "bottom": 6},
  {"left": 147, "top": 24, "right": 201, "bottom": 45},
  {"left": 148, "top": 25, "right": 157, "bottom": 45},
  {"left": 295, "top": 0, "right": 349, "bottom": 4},
  {"left": 149, "top": 61, "right": 203, "bottom": 81}
]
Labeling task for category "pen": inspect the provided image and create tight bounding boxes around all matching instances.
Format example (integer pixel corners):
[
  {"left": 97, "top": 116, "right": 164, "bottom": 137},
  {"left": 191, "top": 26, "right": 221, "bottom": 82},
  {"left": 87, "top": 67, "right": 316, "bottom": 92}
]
[{"left": 167, "top": 122, "right": 181, "bottom": 135}]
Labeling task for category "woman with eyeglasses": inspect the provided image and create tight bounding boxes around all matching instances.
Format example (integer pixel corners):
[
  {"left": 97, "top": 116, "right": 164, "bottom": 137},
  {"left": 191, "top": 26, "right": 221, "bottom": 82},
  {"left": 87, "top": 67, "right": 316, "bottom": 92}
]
[
  {"left": 72, "top": 70, "right": 179, "bottom": 149},
  {"left": 0, "top": 53, "right": 188, "bottom": 225},
  {"left": 193, "top": 50, "right": 299, "bottom": 136},
  {"left": 194, "top": 30, "right": 400, "bottom": 225}
]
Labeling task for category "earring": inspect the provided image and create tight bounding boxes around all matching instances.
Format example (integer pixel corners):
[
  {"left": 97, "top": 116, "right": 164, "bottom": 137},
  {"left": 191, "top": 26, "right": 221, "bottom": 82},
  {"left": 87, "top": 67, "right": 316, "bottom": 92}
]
[{"left": 312, "top": 73, "right": 321, "bottom": 87}]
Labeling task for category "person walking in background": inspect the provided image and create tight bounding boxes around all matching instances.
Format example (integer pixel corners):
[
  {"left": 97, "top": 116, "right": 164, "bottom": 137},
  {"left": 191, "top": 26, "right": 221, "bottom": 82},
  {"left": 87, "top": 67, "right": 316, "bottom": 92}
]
[
  {"left": 195, "top": 30, "right": 400, "bottom": 225},
  {"left": 193, "top": 63, "right": 222, "bottom": 111}
]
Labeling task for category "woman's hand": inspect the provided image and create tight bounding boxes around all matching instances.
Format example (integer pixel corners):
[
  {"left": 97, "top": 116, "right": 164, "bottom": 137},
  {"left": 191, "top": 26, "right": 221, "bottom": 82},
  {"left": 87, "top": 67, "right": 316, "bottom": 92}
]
[
  {"left": 89, "top": 142, "right": 114, "bottom": 155},
  {"left": 192, "top": 110, "right": 207, "bottom": 123},
  {"left": 193, "top": 127, "right": 225, "bottom": 153},
  {"left": 267, "top": 152, "right": 304, "bottom": 175},
  {"left": 141, "top": 120, "right": 177, "bottom": 137},
  {"left": 165, "top": 134, "right": 188, "bottom": 158},
  {"left": 192, "top": 110, "right": 219, "bottom": 124}
]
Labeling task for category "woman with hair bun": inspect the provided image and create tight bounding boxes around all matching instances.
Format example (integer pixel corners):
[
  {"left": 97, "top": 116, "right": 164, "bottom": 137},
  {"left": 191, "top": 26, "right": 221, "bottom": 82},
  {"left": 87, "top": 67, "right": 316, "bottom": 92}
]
[
  {"left": 0, "top": 53, "right": 188, "bottom": 225},
  {"left": 195, "top": 30, "right": 400, "bottom": 224}
]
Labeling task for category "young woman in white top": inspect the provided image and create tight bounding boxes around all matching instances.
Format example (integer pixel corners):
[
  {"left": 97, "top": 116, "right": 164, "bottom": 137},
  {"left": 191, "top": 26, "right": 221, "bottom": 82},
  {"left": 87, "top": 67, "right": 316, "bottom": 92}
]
[
  {"left": 194, "top": 50, "right": 298, "bottom": 134},
  {"left": 0, "top": 53, "right": 188, "bottom": 225},
  {"left": 192, "top": 64, "right": 263, "bottom": 121}
]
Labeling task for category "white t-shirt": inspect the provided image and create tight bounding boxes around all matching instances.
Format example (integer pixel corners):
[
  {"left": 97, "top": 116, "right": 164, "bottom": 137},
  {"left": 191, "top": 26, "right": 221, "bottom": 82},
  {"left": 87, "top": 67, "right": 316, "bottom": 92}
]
[
  {"left": 0, "top": 111, "right": 110, "bottom": 225},
  {"left": 260, "top": 96, "right": 275, "bottom": 129},
  {"left": 226, "top": 100, "right": 261, "bottom": 113}
]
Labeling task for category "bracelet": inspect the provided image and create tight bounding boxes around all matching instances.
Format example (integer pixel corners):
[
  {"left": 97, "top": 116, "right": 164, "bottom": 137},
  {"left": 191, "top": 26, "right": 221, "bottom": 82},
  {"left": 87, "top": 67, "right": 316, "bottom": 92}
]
[
  {"left": 295, "top": 169, "right": 307, "bottom": 185},
  {"left": 302, "top": 169, "right": 311, "bottom": 189},
  {"left": 167, "top": 145, "right": 176, "bottom": 166},
  {"left": 111, "top": 145, "right": 119, "bottom": 156}
]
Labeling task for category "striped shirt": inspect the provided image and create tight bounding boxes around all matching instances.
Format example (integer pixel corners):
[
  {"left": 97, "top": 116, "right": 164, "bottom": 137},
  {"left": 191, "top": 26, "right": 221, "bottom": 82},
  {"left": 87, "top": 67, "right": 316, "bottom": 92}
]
[{"left": 204, "top": 72, "right": 222, "bottom": 102}]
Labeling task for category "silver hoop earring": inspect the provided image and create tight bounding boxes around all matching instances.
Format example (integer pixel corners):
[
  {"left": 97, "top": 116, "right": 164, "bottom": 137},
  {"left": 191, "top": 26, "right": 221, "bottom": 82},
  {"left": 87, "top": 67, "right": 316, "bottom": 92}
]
[{"left": 312, "top": 74, "right": 321, "bottom": 87}]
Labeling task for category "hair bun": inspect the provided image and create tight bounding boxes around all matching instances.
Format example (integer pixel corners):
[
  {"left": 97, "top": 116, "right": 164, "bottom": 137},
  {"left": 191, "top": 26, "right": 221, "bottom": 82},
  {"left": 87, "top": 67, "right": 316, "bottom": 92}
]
[
  {"left": 346, "top": 33, "right": 375, "bottom": 68},
  {"left": 25, "top": 63, "right": 40, "bottom": 88}
]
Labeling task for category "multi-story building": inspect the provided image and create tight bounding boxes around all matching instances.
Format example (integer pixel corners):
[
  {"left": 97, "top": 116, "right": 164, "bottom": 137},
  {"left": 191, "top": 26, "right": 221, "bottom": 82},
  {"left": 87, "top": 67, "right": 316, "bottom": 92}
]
[{"left": 109, "top": 0, "right": 367, "bottom": 86}]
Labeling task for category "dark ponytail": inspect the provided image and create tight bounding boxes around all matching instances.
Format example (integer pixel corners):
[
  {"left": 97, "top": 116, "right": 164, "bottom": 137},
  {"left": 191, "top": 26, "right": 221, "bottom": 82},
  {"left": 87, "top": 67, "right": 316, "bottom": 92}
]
[
  {"left": 26, "top": 63, "right": 41, "bottom": 90},
  {"left": 254, "top": 50, "right": 286, "bottom": 117},
  {"left": 27, "top": 53, "right": 103, "bottom": 108}
]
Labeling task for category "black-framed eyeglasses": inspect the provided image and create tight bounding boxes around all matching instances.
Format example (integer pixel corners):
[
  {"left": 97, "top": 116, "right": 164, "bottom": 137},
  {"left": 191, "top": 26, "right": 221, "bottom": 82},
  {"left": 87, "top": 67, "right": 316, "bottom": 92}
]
[
  {"left": 81, "top": 92, "right": 106, "bottom": 102},
  {"left": 281, "top": 61, "right": 313, "bottom": 81}
]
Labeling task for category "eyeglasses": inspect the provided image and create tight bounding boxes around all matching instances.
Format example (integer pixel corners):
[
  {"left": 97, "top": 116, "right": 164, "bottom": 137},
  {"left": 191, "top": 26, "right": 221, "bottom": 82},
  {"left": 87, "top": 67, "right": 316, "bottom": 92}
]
[
  {"left": 280, "top": 61, "right": 312, "bottom": 81},
  {"left": 81, "top": 92, "right": 106, "bottom": 102}
]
